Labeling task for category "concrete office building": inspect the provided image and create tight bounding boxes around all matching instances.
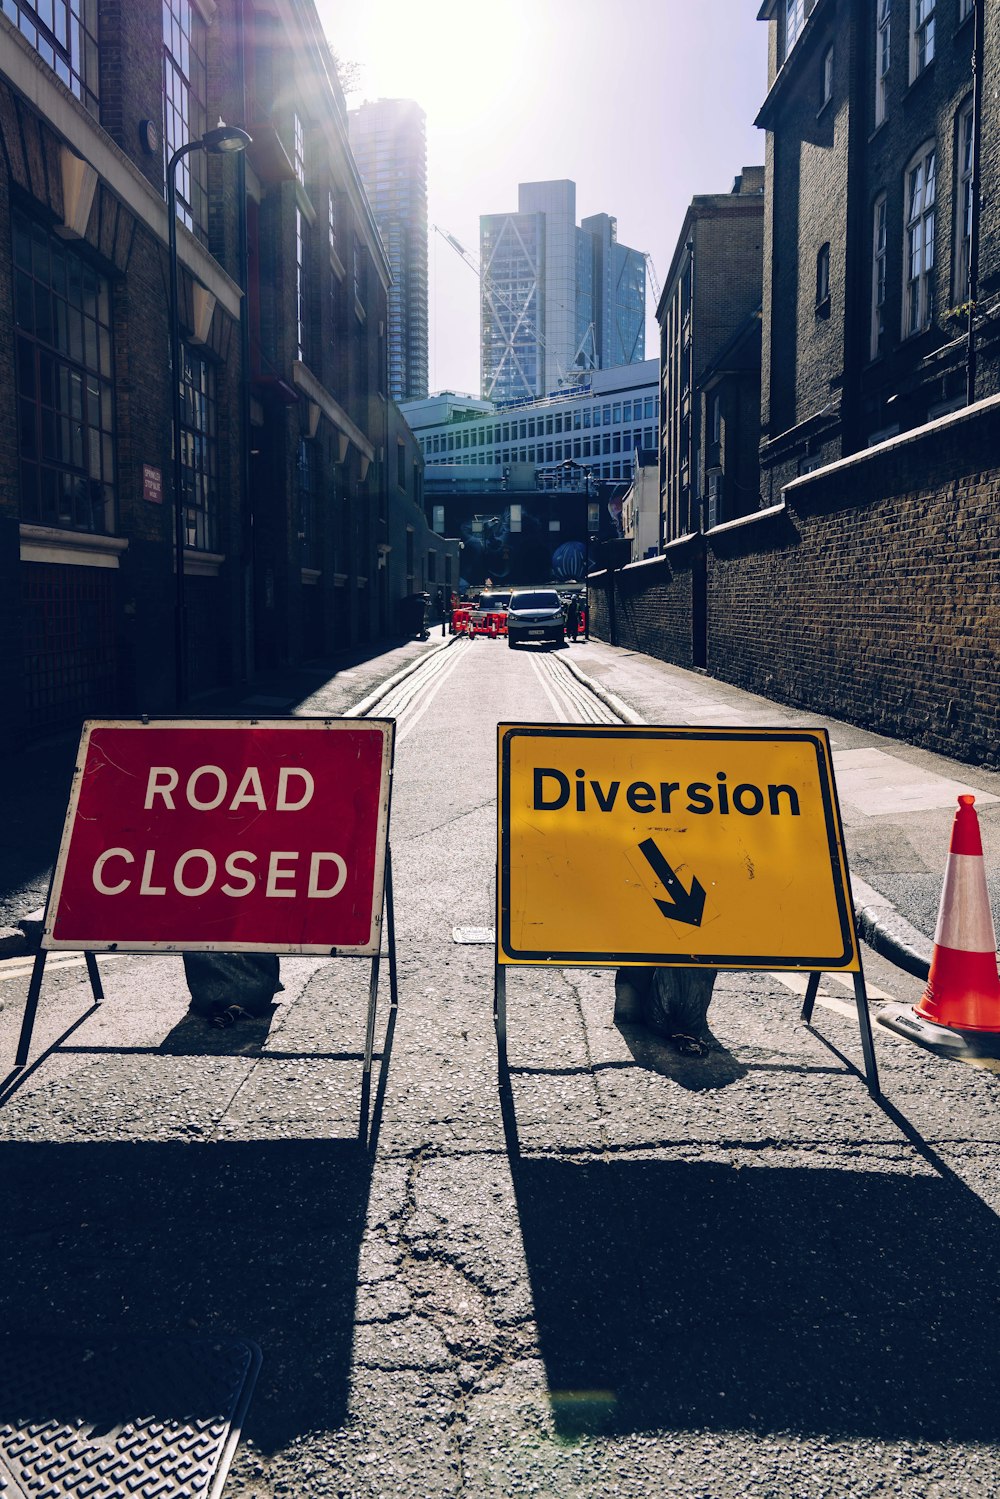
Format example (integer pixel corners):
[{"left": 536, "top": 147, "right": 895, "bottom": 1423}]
[
  {"left": 401, "top": 360, "right": 660, "bottom": 487},
  {"left": 349, "top": 98, "right": 429, "bottom": 402},
  {"left": 480, "top": 180, "right": 647, "bottom": 403}
]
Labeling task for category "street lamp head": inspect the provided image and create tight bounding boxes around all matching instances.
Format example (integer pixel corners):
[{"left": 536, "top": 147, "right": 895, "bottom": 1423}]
[{"left": 202, "top": 123, "right": 252, "bottom": 154}]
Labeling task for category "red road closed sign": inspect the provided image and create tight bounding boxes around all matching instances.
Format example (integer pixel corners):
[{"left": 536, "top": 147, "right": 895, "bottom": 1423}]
[{"left": 43, "top": 719, "right": 394, "bottom": 955}]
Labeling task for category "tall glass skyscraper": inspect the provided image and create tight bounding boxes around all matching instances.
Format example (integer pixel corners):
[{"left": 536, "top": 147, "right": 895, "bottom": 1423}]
[
  {"left": 349, "top": 98, "right": 429, "bottom": 402},
  {"left": 480, "top": 180, "right": 646, "bottom": 403}
]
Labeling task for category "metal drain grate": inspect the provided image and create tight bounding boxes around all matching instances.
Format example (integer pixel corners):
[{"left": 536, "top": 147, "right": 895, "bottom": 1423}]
[{"left": 0, "top": 1336, "right": 260, "bottom": 1499}]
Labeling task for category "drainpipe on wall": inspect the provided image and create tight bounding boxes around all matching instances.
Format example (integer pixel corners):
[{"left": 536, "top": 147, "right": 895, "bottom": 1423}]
[
  {"left": 967, "top": 0, "right": 985, "bottom": 405},
  {"left": 686, "top": 240, "right": 697, "bottom": 534},
  {"left": 236, "top": 0, "right": 255, "bottom": 680}
]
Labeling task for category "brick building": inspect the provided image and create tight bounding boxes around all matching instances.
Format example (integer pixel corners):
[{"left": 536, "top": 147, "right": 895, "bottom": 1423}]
[
  {"left": 0, "top": 0, "right": 441, "bottom": 751},
  {"left": 756, "top": 0, "right": 997, "bottom": 492},
  {"left": 656, "top": 169, "right": 764, "bottom": 546}
]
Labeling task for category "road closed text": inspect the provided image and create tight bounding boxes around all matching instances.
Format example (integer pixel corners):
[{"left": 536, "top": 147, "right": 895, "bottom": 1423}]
[
  {"left": 92, "top": 846, "right": 347, "bottom": 899},
  {"left": 93, "top": 763, "right": 348, "bottom": 900}
]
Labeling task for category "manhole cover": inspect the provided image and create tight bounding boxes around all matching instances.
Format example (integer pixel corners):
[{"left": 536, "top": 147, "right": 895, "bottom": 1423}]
[{"left": 0, "top": 1336, "right": 260, "bottom": 1499}]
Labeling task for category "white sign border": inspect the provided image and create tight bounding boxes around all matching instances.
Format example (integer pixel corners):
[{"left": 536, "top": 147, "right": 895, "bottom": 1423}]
[{"left": 42, "top": 717, "right": 395, "bottom": 957}]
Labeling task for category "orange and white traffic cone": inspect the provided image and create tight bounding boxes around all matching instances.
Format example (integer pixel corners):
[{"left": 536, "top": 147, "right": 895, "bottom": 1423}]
[{"left": 914, "top": 794, "right": 1000, "bottom": 1032}]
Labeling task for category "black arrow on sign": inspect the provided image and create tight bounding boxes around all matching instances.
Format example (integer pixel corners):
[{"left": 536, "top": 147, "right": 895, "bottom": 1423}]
[{"left": 638, "top": 837, "right": 707, "bottom": 927}]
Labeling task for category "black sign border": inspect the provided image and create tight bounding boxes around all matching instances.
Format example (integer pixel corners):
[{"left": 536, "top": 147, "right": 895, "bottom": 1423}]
[{"left": 498, "top": 724, "right": 858, "bottom": 970}]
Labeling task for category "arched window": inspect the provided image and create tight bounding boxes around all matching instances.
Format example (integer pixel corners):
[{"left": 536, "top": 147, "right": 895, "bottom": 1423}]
[{"left": 903, "top": 142, "right": 936, "bottom": 335}]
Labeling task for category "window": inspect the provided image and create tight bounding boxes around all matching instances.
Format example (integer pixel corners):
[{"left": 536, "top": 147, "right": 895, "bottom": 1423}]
[
  {"left": 711, "top": 393, "right": 721, "bottom": 445},
  {"left": 910, "top": 0, "right": 935, "bottom": 81},
  {"left": 785, "top": 0, "right": 806, "bottom": 56},
  {"left": 397, "top": 442, "right": 406, "bottom": 489},
  {"left": 820, "top": 45, "right": 834, "bottom": 107},
  {"left": 904, "top": 143, "right": 936, "bottom": 334},
  {"left": 875, "top": 0, "right": 890, "bottom": 126},
  {"left": 954, "top": 98, "right": 974, "bottom": 303},
  {"left": 163, "top": 0, "right": 208, "bottom": 237},
  {"left": 179, "top": 348, "right": 217, "bottom": 551},
  {"left": 328, "top": 190, "right": 338, "bottom": 259},
  {"left": 816, "top": 243, "right": 831, "bottom": 312},
  {"left": 293, "top": 114, "right": 305, "bottom": 186},
  {"left": 871, "top": 193, "right": 888, "bottom": 359},
  {"left": 5, "top": 0, "right": 100, "bottom": 113},
  {"left": 295, "top": 208, "right": 309, "bottom": 362},
  {"left": 353, "top": 236, "right": 363, "bottom": 309},
  {"left": 958, "top": 0, "right": 973, "bottom": 19},
  {"left": 14, "top": 212, "right": 116, "bottom": 534}
]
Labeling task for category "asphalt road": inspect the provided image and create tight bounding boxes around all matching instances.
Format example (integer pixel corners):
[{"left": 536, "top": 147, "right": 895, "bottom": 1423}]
[{"left": 1, "top": 636, "right": 1000, "bottom": 1499}]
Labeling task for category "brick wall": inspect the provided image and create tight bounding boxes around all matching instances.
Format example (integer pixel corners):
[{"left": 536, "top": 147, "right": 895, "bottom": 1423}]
[
  {"left": 590, "top": 395, "right": 1000, "bottom": 768},
  {"left": 589, "top": 541, "right": 697, "bottom": 671}
]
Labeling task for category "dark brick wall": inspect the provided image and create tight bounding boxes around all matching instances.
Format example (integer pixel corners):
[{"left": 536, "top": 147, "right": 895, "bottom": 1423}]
[
  {"left": 589, "top": 543, "right": 697, "bottom": 672},
  {"left": 591, "top": 397, "right": 1000, "bottom": 768}
]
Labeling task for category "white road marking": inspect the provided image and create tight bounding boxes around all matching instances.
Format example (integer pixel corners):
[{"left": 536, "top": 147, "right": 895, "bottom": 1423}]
[
  {"left": 0, "top": 953, "right": 125, "bottom": 983},
  {"left": 392, "top": 643, "right": 469, "bottom": 743},
  {"left": 527, "top": 653, "right": 569, "bottom": 721},
  {"left": 772, "top": 970, "right": 895, "bottom": 1003}
]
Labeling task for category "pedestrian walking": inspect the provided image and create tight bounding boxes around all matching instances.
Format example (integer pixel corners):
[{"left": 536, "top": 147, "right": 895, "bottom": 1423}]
[{"left": 566, "top": 592, "right": 581, "bottom": 642}]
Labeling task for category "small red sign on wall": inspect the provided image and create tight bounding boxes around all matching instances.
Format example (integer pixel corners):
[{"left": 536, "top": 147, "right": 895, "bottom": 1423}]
[
  {"left": 44, "top": 719, "right": 394, "bottom": 955},
  {"left": 142, "top": 464, "right": 163, "bottom": 503}
]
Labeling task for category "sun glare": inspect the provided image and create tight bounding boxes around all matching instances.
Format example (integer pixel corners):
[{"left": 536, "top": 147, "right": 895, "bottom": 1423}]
[{"left": 324, "top": 0, "right": 541, "bottom": 131}]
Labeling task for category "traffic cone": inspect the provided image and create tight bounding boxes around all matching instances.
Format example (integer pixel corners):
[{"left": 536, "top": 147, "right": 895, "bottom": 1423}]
[{"left": 914, "top": 795, "right": 1000, "bottom": 1031}]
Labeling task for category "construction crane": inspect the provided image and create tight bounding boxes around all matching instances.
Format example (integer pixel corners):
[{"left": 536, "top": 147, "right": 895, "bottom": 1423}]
[
  {"left": 644, "top": 252, "right": 662, "bottom": 306},
  {"left": 432, "top": 223, "right": 596, "bottom": 398}
]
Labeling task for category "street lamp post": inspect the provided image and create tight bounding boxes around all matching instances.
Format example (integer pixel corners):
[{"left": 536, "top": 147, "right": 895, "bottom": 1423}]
[{"left": 167, "top": 123, "right": 251, "bottom": 708}]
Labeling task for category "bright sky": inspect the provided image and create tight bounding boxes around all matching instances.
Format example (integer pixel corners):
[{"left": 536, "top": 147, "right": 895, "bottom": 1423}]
[{"left": 316, "top": 0, "right": 770, "bottom": 397}]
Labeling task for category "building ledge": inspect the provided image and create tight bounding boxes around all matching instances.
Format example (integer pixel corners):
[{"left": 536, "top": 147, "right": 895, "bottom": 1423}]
[
  {"left": 183, "top": 549, "right": 225, "bottom": 576},
  {"left": 621, "top": 551, "right": 670, "bottom": 574},
  {"left": 20, "top": 524, "right": 128, "bottom": 569},
  {"left": 707, "top": 502, "right": 786, "bottom": 537},
  {"left": 292, "top": 360, "right": 375, "bottom": 462}
]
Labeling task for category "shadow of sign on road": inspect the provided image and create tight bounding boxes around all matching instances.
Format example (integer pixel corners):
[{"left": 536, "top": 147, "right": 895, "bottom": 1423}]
[
  {"left": 506, "top": 1149, "right": 1000, "bottom": 1441},
  {"left": 0, "top": 1138, "right": 371, "bottom": 1454}
]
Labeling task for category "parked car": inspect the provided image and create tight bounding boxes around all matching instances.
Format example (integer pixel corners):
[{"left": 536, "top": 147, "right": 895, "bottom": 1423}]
[{"left": 506, "top": 588, "right": 565, "bottom": 649}]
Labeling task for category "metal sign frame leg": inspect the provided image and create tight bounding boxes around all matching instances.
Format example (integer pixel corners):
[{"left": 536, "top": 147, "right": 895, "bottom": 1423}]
[
  {"left": 385, "top": 846, "right": 399, "bottom": 1012},
  {"left": 494, "top": 963, "right": 508, "bottom": 1078},
  {"left": 800, "top": 966, "right": 880, "bottom": 1098},
  {"left": 14, "top": 948, "right": 104, "bottom": 1071},
  {"left": 14, "top": 952, "right": 47, "bottom": 1070},
  {"left": 360, "top": 844, "right": 398, "bottom": 1144}
]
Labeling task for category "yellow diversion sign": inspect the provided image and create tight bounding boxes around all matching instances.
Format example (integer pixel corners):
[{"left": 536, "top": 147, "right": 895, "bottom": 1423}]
[{"left": 497, "top": 724, "right": 860, "bottom": 971}]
